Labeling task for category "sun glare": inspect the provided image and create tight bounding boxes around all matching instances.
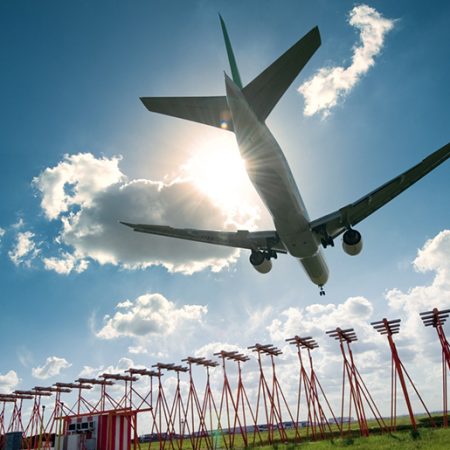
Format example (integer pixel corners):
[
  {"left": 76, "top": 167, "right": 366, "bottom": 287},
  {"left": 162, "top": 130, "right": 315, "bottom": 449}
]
[{"left": 183, "top": 135, "right": 251, "bottom": 208}]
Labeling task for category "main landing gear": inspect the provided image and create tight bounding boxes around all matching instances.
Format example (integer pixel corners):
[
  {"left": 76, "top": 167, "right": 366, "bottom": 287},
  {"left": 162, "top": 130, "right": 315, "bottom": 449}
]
[{"left": 319, "top": 286, "right": 326, "bottom": 296}]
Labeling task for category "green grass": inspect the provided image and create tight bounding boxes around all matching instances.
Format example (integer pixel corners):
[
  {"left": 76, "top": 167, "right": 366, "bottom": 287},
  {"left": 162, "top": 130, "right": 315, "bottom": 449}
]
[
  {"left": 255, "top": 427, "right": 450, "bottom": 449},
  {"left": 159, "top": 415, "right": 449, "bottom": 450}
]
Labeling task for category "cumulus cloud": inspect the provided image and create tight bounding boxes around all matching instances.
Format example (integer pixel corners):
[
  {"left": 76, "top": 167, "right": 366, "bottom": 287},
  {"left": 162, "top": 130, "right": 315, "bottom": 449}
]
[
  {"left": 299, "top": 4, "right": 395, "bottom": 117},
  {"left": 34, "top": 153, "right": 125, "bottom": 220},
  {"left": 96, "top": 293, "right": 207, "bottom": 339},
  {"left": 0, "top": 370, "right": 20, "bottom": 394},
  {"left": 413, "top": 229, "right": 450, "bottom": 275},
  {"left": 267, "top": 296, "right": 374, "bottom": 342},
  {"left": 32, "top": 356, "right": 71, "bottom": 379},
  {"left": 386, "top": 230, "right": 450, "bottom": 338},
  {"left": 33, "top": 152, "right": 258, "bottom": 275},
  {"left": 387, "top": 230, "right": 450, "bottom": 314},
  {"left": 8, "top": 230, "right": 40, "bottom": 267},
  {"left": 266, "top": 296, "right": 387, "bottom": 396},
  {"left": 78, "top": 357, "right": 137, "bottom": 378},
  {"left": 42, "top": 251, "right": 89, "bottom": 275},
  {"left": 194, "top": 341, "right": 247, "bottom": 359}
]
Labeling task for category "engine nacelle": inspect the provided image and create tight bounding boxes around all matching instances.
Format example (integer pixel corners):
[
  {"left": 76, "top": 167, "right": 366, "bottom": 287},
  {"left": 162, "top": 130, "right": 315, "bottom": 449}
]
[
  {"left": 250, "top": 251, "right": 273, "bottom": 274},
  {"left": 342, "top": 229, "right": 363, "bottom": 256}
]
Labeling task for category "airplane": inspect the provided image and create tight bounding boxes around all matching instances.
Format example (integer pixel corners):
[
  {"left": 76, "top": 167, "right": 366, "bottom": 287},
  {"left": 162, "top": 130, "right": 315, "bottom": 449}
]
[{"left": 122, "top": 16, "right": 450, "bottom": 295}]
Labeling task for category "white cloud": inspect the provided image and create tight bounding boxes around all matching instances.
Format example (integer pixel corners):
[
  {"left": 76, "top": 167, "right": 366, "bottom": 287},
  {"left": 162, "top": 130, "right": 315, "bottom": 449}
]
[
  {"left": 31, "top": 356, "right": 72, "bottom": 380},
  {"left": 387, "top": 230, "right": 450, "bottom": 314},
  {"left": 117, "top": 300, "right": 133, "bottom": 309},
  {"left": 33, "top": 153, "right": 125, "bottom": 220},
  {"left": 194, "top": 341, "right": 247, "bottom": 359},
  {"left": 78, "top": 365, "right": 102, "bottom": 379},
  {"left": 8, "top": 230, "right": 40, "bottom": 266},
  {"left": 12, "top": 218, "right": 25, "bottom": 229},
  {"left": 413, "top": 229, "right": 450, "bottom": 275},
  {"left": 299, "top": 4, "right": 394, "bottom": 117},
  {"left": 96, "top": 293, "right": 207, "bottom": 339},
  {"left": 128, "top": 345, "right": 148, "bottom": 355},
  {"left": 267, "top": 296, "right": 374, "bottom": 342},
  {"left": 0, "top": 370, "right": 20, "bottom": 394},
  {"left": 386, "top": 230, "right": 450, "bottom": 339},
  {"left": 33, "top": 152, "right": 258, "bottom": 275},
  {"left": 78, "top": 357, "right": 137, "bottom": 378},
  {"left": 42, "top": 251, "right": 89, "bottom": 274},
  {"left": 265, "top": 296, "right": 388, "bottom": 399}
]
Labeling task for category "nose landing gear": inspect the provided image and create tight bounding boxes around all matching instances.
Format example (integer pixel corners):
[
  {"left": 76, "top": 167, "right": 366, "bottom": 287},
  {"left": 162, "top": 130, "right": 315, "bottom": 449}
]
[{"left": 319, "top": 286, "right": 326, "bottom": 296}]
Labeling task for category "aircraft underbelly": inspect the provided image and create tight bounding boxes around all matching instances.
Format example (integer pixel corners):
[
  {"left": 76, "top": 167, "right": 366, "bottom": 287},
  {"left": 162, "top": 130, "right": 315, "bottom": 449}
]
[
  {"left": 297, "top": 251, "right": 329, "bottom": 286},
  {"left": 234, "top": 117, "right": 319, "bottom": 257},
  {"left": 225, "top": 76, "right": 328, "bottom": 282}
]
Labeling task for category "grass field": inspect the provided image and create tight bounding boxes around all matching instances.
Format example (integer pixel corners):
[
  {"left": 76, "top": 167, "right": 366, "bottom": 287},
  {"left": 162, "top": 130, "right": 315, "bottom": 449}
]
[
  {"left": 157, "top": 415, "right": 449, "bottom": 450},
  {"left": 246, "top": 414, "right": 450, "bottom": 449},
  {"left": 254, "top": 427, "right": 450, "bottom": 449}
]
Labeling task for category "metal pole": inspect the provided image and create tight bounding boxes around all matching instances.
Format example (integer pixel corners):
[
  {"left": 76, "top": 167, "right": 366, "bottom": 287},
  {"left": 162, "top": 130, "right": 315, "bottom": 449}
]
[
  {"left": 372, "top": 318, "right": 417, "bottom": 430},
  {"left": 421, "top": 308, "right": 450, "bottom": 427}
]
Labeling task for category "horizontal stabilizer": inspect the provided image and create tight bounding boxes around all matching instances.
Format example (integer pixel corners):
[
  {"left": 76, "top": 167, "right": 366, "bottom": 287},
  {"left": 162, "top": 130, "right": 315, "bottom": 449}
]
[
  {"left": 243, "top": 26, "right": 321, "bottom": 122},
  {"left": 140, "top": 96, "right": 234, "bottom": 131}
]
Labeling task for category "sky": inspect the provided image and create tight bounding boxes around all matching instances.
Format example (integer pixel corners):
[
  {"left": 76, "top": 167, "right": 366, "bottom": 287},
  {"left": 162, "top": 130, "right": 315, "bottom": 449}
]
[{"left": 1, "top": 0, "right": 450, "bottom": 428}]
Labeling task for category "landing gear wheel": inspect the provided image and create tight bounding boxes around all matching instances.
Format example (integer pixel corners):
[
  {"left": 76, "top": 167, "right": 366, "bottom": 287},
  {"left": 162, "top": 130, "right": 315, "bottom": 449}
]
[
  {"left": 319, "top": 286, "right": 326, "bottom": 296},
  {"left": 250, "top": 251, "right": 266, "bottom": 266}
]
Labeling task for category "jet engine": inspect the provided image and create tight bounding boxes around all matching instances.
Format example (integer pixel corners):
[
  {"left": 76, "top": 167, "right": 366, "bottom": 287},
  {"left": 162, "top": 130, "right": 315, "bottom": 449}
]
[
  {"left": 342, "top": 229, "right": 363, "bottom": 256},
  {"left": 250, "top": 251, "right": 273, "bottom": 274}
]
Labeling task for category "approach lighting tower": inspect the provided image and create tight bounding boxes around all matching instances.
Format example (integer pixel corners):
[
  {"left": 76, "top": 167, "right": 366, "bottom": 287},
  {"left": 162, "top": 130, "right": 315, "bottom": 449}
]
[
  {"left": 420, "top": 307, "right": 450, "bottom": 427},
  {"left": 286, "top": 335, "right": 340, "bottom": 439},
  {"left": 326, "top": 328, "right": 387, "bottom": 437}
]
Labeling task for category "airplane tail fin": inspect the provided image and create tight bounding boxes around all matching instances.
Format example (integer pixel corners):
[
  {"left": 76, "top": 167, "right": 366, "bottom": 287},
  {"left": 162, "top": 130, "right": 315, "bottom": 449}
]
[
  {"left": 141, "top": 20, "right": 320, "bottom": 129},
  {"left": 219, "top": 14, "right": 243, "bottom": 89},
  {"left": 243, "top": 26, "right": 321, "bottom": 122}
]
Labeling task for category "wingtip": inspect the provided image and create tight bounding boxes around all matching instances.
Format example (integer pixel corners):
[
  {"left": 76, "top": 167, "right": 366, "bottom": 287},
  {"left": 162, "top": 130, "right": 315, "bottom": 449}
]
[
  {"left": 120, "top": 221, "right": 136, "bottom": 229},
  {"left": 314, "top": 25, "right": 322, "bottom": 44},
  {"left": 140, "top": 97, "right": 151, "bottom": 111}
]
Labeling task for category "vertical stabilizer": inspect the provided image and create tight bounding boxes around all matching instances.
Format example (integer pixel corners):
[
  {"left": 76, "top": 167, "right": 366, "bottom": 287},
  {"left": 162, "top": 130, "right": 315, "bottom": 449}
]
[
  {"left": 243, "top": 26, "right": 321, "bottom": 122},
  {"left": 219, "top": 14, "right": 243, "bottom": 89}
]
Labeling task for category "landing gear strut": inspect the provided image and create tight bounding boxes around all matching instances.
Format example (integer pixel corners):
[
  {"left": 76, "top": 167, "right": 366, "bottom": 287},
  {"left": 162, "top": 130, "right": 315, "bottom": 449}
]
[{"left": 319, "top": 286, "right": 326, "bottom": 296}]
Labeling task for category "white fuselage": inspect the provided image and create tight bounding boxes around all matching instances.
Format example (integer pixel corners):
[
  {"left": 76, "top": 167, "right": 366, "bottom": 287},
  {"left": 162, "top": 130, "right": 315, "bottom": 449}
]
[{"left": 225, "top": 75, "right": 329, "bottom": 286}]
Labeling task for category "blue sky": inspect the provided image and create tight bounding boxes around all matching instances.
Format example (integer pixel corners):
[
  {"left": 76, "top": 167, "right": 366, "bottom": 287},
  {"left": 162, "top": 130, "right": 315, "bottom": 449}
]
[{"left": 1, "top": 0, "right": 450, "bottom": 423}]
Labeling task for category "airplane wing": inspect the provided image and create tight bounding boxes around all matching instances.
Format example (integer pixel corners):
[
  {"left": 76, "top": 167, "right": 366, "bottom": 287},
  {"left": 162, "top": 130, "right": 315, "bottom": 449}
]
[
  {"left": 120, "top": 222, "right": 287, "bottom": 253},
  {"left": 310, "top": 142, "right": 450, "bottom": 245}
]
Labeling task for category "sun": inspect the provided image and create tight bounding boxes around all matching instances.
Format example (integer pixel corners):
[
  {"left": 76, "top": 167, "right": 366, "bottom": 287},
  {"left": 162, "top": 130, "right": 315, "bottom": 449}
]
[{"left": 183, "top": 135, "right": 251, "bottom": 208}]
